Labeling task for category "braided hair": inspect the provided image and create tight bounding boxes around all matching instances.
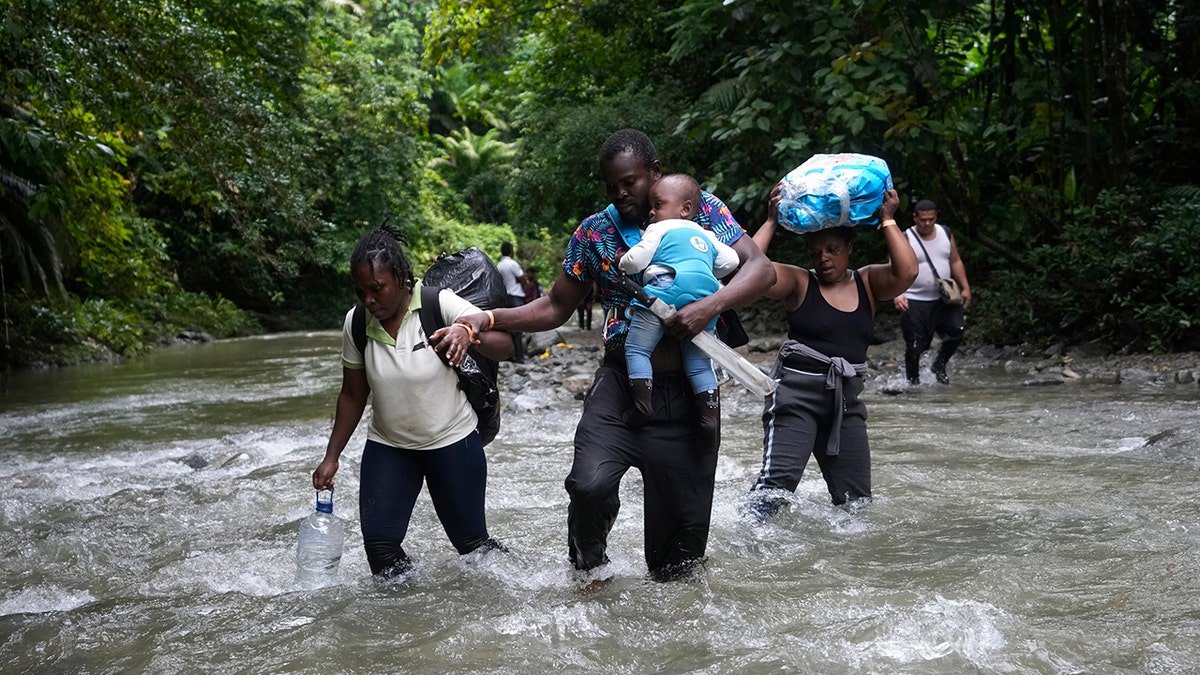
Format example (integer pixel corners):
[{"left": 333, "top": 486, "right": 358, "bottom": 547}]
[
  {"left": 350, "top": 222, "right": 416, "bottom": 291},
  {"left": 599, "top": 129, "right": 659, "bottom": 171}
]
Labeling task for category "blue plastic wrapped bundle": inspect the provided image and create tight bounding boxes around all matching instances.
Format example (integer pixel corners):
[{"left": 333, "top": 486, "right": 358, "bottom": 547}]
[{"left": 776, "top": 154, "right": 893, "bottom": 234}]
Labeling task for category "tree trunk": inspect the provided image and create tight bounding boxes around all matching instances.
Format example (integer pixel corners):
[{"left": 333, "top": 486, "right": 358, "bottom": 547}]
[{"left": 1101, "top": 0, "right": 1131, "bottom": 186}]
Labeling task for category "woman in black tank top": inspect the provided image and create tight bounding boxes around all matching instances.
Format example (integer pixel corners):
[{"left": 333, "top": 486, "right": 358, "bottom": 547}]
[{"left": 745, "top": 187, "right": 917, "bottom": 517}]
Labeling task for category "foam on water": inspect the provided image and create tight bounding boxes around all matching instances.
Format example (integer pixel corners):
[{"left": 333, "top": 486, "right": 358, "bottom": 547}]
[
  {"left": 0, "top": 586, "right": 96, "bottom": 616},
  {"left": 1117, "top": 436, "right": 1150, "bottom": 451},
  {"left": 868, "top": 596, "right": 1009, "bottom": 666}
]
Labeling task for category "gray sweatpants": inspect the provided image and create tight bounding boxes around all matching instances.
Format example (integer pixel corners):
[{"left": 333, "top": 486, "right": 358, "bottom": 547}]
[{"left": 751, "top": 363, "right": 871, "bottom": 505}]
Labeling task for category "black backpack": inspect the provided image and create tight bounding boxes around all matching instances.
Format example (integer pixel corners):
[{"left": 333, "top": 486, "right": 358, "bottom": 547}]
[{"left": 351, "top": 248, "right": 504, "bottom": 445}]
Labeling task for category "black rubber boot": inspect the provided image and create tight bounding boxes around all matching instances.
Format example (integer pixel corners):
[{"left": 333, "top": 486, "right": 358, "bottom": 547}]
[
  {"left": 933, "top": 341, "right": 959, "bottom": 385},
  {"left": 932, "top": 357, "right": 950, "bottom": 384},
  {"left": 905, "top": 349, "right": 922, "bottom": 385},
  {"left": 694, "top": 388, "right": 721, "bottom": 453},
  {"left": 626, "top": 378, "right": 654, "bottom": 427}
]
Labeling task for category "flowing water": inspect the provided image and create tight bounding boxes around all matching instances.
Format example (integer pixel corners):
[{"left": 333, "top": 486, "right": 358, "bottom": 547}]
[{"left": 2, "top": 331, "right": 1199, "bottom": 674}]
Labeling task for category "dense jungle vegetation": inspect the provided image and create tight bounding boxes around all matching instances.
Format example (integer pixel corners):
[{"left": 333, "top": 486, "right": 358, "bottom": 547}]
[{"left": 1, "top": 0, "right": 1198, "bottom": 368}]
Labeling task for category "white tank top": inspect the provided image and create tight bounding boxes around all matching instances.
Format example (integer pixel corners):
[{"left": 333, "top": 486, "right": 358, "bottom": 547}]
[{"left": 904, "top": 225, "right": 953, "bottom": 302}]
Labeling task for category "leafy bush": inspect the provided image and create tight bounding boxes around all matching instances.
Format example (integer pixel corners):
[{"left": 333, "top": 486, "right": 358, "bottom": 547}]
[
  {"left": 67, "top": 299, "right": 148, "bottom": 354},
  {"left": 133, "top": 291, "right": 261, "bottom": 340},
  {"left": 0, "top": 290, "right": 259, "bottom": 368},
  {"left": 408, "top": 219, "right": 517, "bottom": 273},
  {"left": 505, "top": 87, "right": 687, "bottom": 241},
  {"left": 1119, "top": 193, "right": 1200, "bottom": 351},
  {"left": 970, "top": 187, "right": 1199, "bottom": 352}
]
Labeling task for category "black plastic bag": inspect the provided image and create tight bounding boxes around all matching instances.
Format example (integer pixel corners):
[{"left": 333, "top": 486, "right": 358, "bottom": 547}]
[{"left": 423, "top": 247, "right": 506, "bottom": 312}]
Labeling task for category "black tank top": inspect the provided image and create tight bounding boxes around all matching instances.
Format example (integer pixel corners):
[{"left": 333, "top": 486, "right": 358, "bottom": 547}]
[{"left": 785, "top": 270, "right": 873, "bottom": 363}]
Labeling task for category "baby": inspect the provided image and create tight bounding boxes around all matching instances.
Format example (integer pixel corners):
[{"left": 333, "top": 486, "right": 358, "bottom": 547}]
[{"left": 617, "top": 173, "right": 739, "bottom": 443}]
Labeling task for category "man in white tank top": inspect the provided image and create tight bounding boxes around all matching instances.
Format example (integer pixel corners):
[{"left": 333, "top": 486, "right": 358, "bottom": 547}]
[{"left": 893, "top": 199, "right": 972, "bottom": 384}]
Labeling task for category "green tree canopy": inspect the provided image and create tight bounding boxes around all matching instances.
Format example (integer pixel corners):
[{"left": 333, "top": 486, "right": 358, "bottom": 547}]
[{"left": 3, "top": 0, "right": 1197, "bottom": 366}]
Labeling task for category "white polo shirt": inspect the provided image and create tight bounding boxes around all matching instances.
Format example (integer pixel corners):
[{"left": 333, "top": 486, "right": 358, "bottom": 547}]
[{"left": 340, "top": 282, "right": 481, "bottom": 450}]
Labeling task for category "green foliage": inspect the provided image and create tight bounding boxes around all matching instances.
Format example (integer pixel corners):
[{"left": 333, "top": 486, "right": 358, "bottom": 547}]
[
  {"left": 506, "top": 86, "right": 700, "bottom": 240},
  {"left": 0, "top": 169, "right": 67, "bottom": 300},
  {"left": 0, "top": 74, "right": 145, "bottom": 299},
  {"left": 1119, "top": 195, "right": 1200, "bottom": 351},
  {"left": 5, "top": 0, "right": 1200, "bottom": 368},
  {"left": 428, "top": 126, "right": 515, "bottom": 223},
  {"left": 2, "top": 0, "right": 434, "bottom": 354},
  {"left": 426, "top": 0, "right": 706, "bottom": 237},
  {"left": 302, "top": 0, "right": 429, "bottom": 232},
  {"left": 400, "top": 202, "right": 562, "bottom": 296},
  {"left": 426, "top": 0, "right": 1200, "bottom": 357},
  {"left": 427, "top": 61, "right": 511, "bottom": 135},
  {"left": 426, "top": 0, "right": 683, "bottom": 98},
  {"left": 513, "top": 227, "right": 570, "bottom": 291},
  {"left": 1, "top": 289, "right": 257, "bottom": 367},
  {"left": 66, "top": 299, "right": 148, "bottom": 355},
  {"left": 972, "top": 187, "right": 1200, "bottom": 352},
  {"left": 407, "top": 218, "right": 516, "bottom": 272},
  {"left": 133, "top": 290, "right": 260, "bottom": 340}
]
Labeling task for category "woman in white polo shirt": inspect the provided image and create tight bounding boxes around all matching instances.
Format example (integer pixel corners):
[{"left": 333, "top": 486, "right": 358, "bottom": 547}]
[{"left": 312, "top": 226, "right": 512, "bottom": 579}]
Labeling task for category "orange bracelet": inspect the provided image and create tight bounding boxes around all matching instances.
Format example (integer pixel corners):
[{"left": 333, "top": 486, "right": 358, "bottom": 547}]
[
  {"left": 484, "top": 310, "right": 495, "bottom": 330},
  {"left": 452, "top": 322, "right": 474, "bottom": 342}
]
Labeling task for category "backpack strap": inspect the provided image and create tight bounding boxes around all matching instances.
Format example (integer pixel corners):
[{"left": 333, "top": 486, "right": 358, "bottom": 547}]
[
  {"left": 351, "top": 303, "right": 367, "bottom": 355},
  {"left": 418, "top": 281, "right": 502, "bottom": 445},
  {"left": 353, "top": 284, "right": 446, "bottom": 357},
  {"left": 418, "top": 284, "right": 450, "bottom": 366}
]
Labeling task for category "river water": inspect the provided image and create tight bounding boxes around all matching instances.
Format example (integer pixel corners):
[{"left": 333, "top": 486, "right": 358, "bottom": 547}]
[{"left": 1, "top": 331, "right": 1198, "bottom": 674}]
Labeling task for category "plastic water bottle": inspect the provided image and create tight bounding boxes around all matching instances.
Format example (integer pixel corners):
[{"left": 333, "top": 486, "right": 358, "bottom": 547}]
[{"left": 296, "top": 488, "right": 344, "bottom": 582}]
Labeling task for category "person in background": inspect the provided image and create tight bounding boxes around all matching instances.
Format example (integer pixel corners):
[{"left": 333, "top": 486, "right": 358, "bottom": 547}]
[
  {"left": 496, "top": 242, "right": 527, "bottom": 363},
  {"left": 521, "top": 266, "right": 543, "bottom": 304},
  {"left": 453, "top": 129, "right": 775, "bottom": 581},
  {"left": 893, "top": 199, "right": 972, "bottom": 384},
  {"left": 576, "top": 283, "right": 595, "bottom": 330},
  {"left": 312, "top": 225, "right": 512, "bottom": 578},
  {"left": 747, "top": 186, "right": 917, "bottom": 519},
  {"left": 617, "top": 173, "right": 739, "bottom": 447}
]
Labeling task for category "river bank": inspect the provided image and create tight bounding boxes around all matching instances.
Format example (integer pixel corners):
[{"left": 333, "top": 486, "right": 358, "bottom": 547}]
[
  {"left": 6, "top": 300, "right": 1198, "bottom": 391},
  {"left": 511, "top": 301, "right": 1200, "bottom": 394}
]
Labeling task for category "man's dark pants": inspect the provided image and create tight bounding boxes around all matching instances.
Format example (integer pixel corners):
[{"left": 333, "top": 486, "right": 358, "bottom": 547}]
[
  {"left": 565, "top": 358, "right": 718, "bottom": 580},
  {"left": 901, "top": 299, "right": 965, "bottom": 383}
]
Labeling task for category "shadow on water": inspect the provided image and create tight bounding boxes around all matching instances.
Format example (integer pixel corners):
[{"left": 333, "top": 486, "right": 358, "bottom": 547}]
[{"left": 1, "top": 332, "right": 1199, "bottom": 673}]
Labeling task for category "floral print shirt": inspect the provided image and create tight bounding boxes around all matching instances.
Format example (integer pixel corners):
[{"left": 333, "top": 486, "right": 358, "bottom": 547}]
[{"left": 562, "top": 191, "right": 746, "bottom": 352}]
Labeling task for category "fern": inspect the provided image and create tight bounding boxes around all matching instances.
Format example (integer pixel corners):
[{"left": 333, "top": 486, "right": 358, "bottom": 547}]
[
  {"left": 1162, "top": 185, "right": 1200, "bottom": 203},
  {"left": 698, "top": 79, "right": 744, "bottom": 115}
]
